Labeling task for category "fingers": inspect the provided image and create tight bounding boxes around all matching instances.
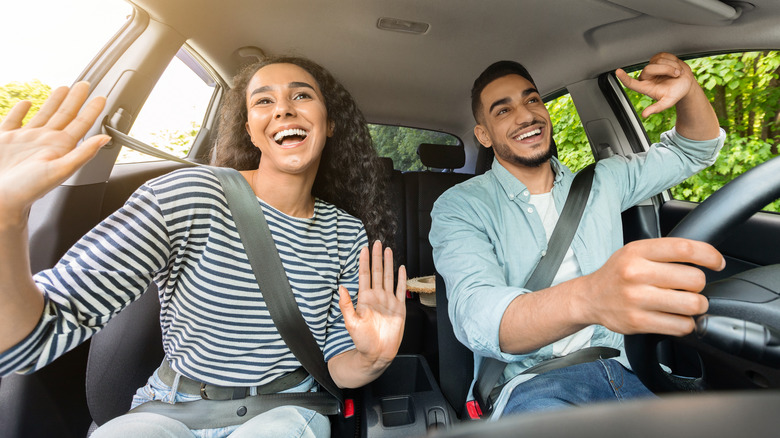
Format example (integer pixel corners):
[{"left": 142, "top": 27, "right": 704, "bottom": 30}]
[
  {"left": 63, "top": 95, "right": 107, "bottom": 141},
  {"left": 338, "top": 285, "right": 357, "bottom": 324},
  {"left": 358, "top": 240, "right": 404, "bottom": 302},
  {"left": 24, "top": 86, "right": 70, "bottom": 129},
  {"left": 371, "top": 240, "right": 383, "bottom": 290},
  {"left": 395, "top": 265, "right": 407, "bottom": 302},
  {"left": 629, "top": 238, "right": 725, "bottom": 271},
  {"left": 46, "top": 82, "right": 93, "bottom": 131},
  {"left": 49, "top": 134, "right": 112, "bottom": 181},
  {"left": 358, "top": 246, "right": 370, "bottom": 293},
  {"left": 0, "top": 100, "right": 32, "bottom": 131},
  {"left": 382, "top": 246, "right": 394, "bottom": 295}
]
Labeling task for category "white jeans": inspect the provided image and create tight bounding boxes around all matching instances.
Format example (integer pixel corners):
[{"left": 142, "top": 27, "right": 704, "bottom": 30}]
[
  {"left": 91, "top": 367, "right": 330, "bottom": 438},
  {"left": 91, "top": 406, "right": 330, "bottom": 438}
]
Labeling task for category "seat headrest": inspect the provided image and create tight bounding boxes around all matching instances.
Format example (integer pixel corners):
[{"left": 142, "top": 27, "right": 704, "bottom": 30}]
[
  {"left": 378, "top": 156, "right": 395, "bottom": 174},
  {"left": 417, "top": 143, "right": 465, "bottom": 170}
]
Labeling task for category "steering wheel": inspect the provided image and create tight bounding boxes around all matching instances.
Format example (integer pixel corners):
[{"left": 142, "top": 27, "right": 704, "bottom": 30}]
[{"left": 625, "top": 154, "right": 780, "bottom": 393}]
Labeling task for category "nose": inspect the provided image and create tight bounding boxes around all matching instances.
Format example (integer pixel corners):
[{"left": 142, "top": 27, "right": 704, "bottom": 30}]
[
  {"left": 512, "top": 104, "right": 534, "bottom": 125},
  {"left": 273, "top": 98, "right": 296, "bottom": 119}
]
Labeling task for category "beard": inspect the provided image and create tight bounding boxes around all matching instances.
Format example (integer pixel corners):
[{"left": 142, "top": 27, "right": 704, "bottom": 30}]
[{"left": 492, "top": 137, "right": 554, "bottom": 168}]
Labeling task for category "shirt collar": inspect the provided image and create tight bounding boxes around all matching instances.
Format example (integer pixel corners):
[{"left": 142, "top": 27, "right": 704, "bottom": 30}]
[{"left": 489, "top": 156, "right": 569, "bottom": 202}]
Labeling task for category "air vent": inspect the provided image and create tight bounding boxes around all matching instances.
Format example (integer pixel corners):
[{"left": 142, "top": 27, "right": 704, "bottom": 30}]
[{"left": 377, "top": 17, "right": 429, "bottom": 35}]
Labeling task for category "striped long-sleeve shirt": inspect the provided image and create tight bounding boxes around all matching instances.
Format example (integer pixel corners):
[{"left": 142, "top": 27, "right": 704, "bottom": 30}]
[{"left": 0, "top": 167, "right": 366, "bottom": 386}]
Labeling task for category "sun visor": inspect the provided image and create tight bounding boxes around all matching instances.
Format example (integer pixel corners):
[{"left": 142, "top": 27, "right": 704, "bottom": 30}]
[{"left": 606, "top": 0, "right": 744, "bottom": 25}]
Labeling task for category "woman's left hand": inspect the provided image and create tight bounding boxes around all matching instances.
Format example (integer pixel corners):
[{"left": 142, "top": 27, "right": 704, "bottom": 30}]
[{"left": 339, "top": 240, "right": 406, "bottom": 369}]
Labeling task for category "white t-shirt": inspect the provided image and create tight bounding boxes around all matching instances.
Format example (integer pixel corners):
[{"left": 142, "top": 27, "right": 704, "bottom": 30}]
[{"left": 529, "top": 192, "right": 594, "bottom": 356}]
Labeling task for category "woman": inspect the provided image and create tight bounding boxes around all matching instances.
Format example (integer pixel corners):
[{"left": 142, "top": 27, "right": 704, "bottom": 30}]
[{"left": 0, "top": 56, "right": 406, "bottom": 437}]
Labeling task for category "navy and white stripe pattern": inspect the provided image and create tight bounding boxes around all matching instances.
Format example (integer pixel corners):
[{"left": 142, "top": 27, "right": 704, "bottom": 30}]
[{"left": 0, "top": 167, "right": 366, "bottom": 386}]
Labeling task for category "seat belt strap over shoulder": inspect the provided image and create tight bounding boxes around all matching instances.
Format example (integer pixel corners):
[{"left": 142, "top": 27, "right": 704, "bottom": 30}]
[
  {"left": 472, "top": 162, "right": 597, "bottom": 417},
  {"left": 210, "top": 167, "right": 348, "bottom": 415}
]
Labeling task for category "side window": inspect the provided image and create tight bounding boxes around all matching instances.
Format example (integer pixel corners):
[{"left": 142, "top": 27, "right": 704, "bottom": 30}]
[
  {"left": 0, "top": 0, "right": 131, "bottom": 122},
  {"left": 547, "top": 93, "right": 593, "bottom": 172},
  {"left": 369, "top": 125, "right": 461, "bottom": 171},
  {"left": 118, "top": 49, "right": 217, "bottom": 163},
  {"left": 624, "top": 51, "right": 780, "bottom": 213}
]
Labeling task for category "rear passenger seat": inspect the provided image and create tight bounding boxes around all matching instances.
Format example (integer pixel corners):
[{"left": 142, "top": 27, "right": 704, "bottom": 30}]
[{"left": 384, "top": 143, "right": 475, "bottom": 376}]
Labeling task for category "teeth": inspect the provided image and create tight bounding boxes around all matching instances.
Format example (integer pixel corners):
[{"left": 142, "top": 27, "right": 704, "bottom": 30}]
[
  {"left": 516, "top": 128, "right": 541, "bottom": 140},
  {"left": 273, "top": 128, "right": 308, "bottom": 143}
]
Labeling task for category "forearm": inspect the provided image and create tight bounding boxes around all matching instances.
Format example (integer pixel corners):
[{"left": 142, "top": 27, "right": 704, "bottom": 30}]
[
  {"left": 498, "top": 275, "right": 591, "bottom": 354},
  {"left": 327, "top": 348, "right": 393, "bottom": 388},
  {"left": 674, "top": 78, "right": 721, "bottom": 141},
  {"left": 0, "top": 218, "right": 45, "bottom": 353}
]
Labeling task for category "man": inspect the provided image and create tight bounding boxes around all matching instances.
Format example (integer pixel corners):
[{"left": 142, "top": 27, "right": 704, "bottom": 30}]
[{"left": 430, "top": 52, "right": 725, "bottom": 417}]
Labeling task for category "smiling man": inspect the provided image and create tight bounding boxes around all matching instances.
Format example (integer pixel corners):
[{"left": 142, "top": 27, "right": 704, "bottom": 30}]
[{"left": 430, "top": 52, "right": 726, "bottom": 418}]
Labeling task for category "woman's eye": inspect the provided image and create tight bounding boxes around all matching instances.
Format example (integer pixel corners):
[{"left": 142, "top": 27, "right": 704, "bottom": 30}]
[
  {"left": 255, "top": 97, "right": 272, "bottom": 105},
  {"left": 294, "top": 92, "right": 312, "bottom": 100}
]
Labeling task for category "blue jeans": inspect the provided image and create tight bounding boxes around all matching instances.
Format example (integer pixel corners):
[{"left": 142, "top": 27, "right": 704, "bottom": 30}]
[
  {"left": 91, "top": 368, "right": 331, "bottom": 438},
  {"left": 502, "top": 359, "right": 655, "bottom": 416}
]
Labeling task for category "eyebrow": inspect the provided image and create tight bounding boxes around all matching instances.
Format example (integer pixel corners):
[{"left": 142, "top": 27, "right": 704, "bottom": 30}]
[
  {"left": 249, "top": 81, "right": 316, "bottom": 98},
  {"left": 487, "top": 87, "right": 539, "bottom": 114}
]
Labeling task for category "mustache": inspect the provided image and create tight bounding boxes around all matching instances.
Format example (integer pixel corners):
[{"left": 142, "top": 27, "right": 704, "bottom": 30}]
[{"left": 509, "top": 120, "right": 547, "bottom": 139}]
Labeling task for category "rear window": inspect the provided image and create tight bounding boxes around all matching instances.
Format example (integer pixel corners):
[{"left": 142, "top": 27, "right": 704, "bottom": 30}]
[{"left": 369, "top": 125, "right": 461, "bottom": 171}]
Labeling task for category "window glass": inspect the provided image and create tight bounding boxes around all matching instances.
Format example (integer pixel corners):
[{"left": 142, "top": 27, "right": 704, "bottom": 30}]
[
  {"left": 547, "top": 93, "right": 593, "bottom": 172},
  {"left": 624, "top": 51, "right": 780, "bottom": 213},
  {"left": 369, "top": 125, "right": 461, "bottom": 171},
  {"left": 119, "top": 49, "right": 217, "bottom": 163},
  {"left": 0, "top": 0, "right": 131, "bottom": 123}
]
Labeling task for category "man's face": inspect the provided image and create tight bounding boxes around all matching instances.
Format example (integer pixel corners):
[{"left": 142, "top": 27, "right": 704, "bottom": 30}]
[{"left": 474, "top": 74, "right": 553, "bottom": 169}]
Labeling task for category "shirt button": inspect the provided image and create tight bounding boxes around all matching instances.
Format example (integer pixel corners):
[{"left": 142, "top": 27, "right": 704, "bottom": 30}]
[
  {"left": 509, "top": 194, "right": 515, "bottom": 200},
  {"left": 523, "top": 190, "right": 529, "bottom": 196},
  {"left": 541, "top": 250, "right": 547, "bottom": 257},
  {"left": 527, "top": 207, "right": 534, "bottom": 214}
]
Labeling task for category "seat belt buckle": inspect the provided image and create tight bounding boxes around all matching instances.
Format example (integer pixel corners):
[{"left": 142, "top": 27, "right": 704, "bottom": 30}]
[
  {"left": 343, "top": 398, "right": 355, "bottom": 418},
  {"left": 466, "top": 400, "right": 483, "bottom": 419}
]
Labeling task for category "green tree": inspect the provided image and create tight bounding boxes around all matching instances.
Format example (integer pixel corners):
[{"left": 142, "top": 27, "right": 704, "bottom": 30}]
[
  {"left": 548, "top": 94, "right": 594, "bottom": 172},
  {"left": 0, "top": 80, "right": 52, "bottom": 125}
]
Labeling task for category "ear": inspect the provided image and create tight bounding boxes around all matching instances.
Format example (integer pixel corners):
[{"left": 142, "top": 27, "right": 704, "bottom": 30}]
[
  {"left": 474, "top": 124, "right": 493, "bottom": 148},
  {"left": 245, "top": 122, "right": 254, "bottom": 144},
  {"left": 327, "top": 119, "right": 335, "bottom": 137}
]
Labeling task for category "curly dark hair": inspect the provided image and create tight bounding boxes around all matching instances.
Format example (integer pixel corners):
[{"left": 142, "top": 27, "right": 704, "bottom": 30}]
[{"left": 211, "top": 56, "right": 396, "bottom": 248}]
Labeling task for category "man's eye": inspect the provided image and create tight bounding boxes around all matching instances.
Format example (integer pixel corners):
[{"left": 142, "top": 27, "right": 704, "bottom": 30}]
[{"left": 496, "top": 108, "right": 508, "bottom": 116}]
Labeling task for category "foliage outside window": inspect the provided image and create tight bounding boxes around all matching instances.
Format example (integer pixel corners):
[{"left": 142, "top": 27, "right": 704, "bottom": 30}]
[
  {"left": 547, "top": 94, "right": 594, "bottom": 172},
  {"left": 369, "top": 125, "right": 461, "bottom": 171},
  {"left": 119, "top": 52, "right": 215, "bottom": 163},
  {"left": 624, "top": 51, "right": 780, "bottom": 213}
]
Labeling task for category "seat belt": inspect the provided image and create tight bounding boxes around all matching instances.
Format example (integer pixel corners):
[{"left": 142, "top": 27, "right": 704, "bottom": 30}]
[
  {"left": 209, "top": 166, "right": 347, "bottom": 412},
  {"left": 104, "top": 125, "right": 352, "bottom": 418},
  {"left": 472, "top": 162, "right": 606, "bottom": 416}
]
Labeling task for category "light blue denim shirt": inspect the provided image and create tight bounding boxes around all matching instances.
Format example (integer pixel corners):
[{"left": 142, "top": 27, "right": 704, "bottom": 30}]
[{"left": 430, "top": 128, "right": 725, "bottom": 400}]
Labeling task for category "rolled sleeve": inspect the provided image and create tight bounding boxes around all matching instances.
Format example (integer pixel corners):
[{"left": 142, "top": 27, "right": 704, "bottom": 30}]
[
  {"left": 431, "top": 191, "right": 532, "bottom": 362},
  {"left": 600, "top": 128, "right": 726, "bottom": 210}
]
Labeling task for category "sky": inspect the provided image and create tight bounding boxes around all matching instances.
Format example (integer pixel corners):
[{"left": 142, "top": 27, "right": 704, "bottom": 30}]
[
  {"left": 1, "top": 0, "right": 214, "bottom": 152},
  {"left": 0, "top": 0, "right": 133, "bottom": 87}
]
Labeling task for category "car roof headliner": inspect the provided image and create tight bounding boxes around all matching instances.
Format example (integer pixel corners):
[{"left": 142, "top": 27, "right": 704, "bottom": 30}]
[{"left": 128, "top": 0, "right": 780, "bottom": 137}]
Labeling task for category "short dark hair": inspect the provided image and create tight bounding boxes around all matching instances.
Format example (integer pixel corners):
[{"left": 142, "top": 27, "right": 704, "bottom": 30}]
[{"left": 471, "top": 60, "right": 536, "bottom": 123}]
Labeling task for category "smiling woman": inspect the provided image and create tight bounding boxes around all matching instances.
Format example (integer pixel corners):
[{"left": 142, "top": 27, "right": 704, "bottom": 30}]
[{"left": 0, "top": 55, "right": 407, "bottom": 438}]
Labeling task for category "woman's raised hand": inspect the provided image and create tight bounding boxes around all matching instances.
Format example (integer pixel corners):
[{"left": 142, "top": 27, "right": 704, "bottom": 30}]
[
  {"left": 339, "top": 240, "right": 407, "bottom": 367},
  {"left": 0, "top": 82, "right": 109, "bottom": 225}
]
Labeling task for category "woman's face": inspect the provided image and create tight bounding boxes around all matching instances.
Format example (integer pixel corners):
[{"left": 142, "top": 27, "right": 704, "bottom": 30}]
[{"left": 244, "top": 63, "right": 332, "bottom": 178}]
